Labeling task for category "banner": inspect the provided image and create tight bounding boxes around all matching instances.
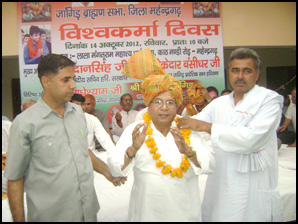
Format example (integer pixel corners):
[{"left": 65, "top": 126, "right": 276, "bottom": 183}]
[{"left": 17, "top": 2, "right": 224, "bottom": 123}]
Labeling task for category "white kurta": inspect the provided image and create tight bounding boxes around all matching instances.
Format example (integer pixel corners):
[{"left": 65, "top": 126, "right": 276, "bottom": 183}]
[
  {"left": 84, "top": 112, "right": 116, "bottom": 152},
  {"left": 107, "top": 119, "right": 215, "bottom": 222},
  {"left": 195, "top": 85, "right": 284, "bottom": 222},
  {"left": 285, "top": 102, "right": 296, "bottom": 132}
]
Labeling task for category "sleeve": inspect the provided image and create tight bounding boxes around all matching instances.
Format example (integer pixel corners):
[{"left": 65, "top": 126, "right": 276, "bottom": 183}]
[
  {"left": 100, "top": 111, "right": 111, "bottom": 129},
  {"left": 42, "top": 40, "right": 49, "bottom": 55},
  {"left": 181, "top": 108, "right": 187, "bottom": 117},
  {"left": 211, "top": 99, "right": 282, "bottom": 154},
  {"left": 107, "top": 122, "right": 140, "bottom": 177},
  {"left": 92, "top": 115, "right": 116, "bottom": 152},
  {"left": 285, "top": 103, "right": 293, "bottom": 120},
  {"left": 189, "top": 131, "right": 215, "bottom": 175},
  {"left": 193, "top": 101, "right": 213, "bottom": 123},
  {"left": 4, "top": 116, "right": 31, "bottom": 180},
  {"left": 135, "top": 107, "right": 148, "bottom": 122},
  {"left": 23, "top": 44, "right": 38, "bottom": 64},
  {"left": 111, "top": 113, "right": 124, "bottom": 136}
]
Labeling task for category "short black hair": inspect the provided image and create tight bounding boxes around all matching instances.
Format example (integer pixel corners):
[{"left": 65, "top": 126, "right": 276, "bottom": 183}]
[
  {"left": 29, "top": 25, "right": 41, "bottom": 36},
  {"left": 221, "top": 89, "right": 232, "bottom": 95},
  {"left": 207, "top": 86, "right": 218, "bottom": 96},
  {"left": 71, "top": 94, "right": 85, "bottom": 103},
  {"left": 37, "top": 54, "right": 76, "bottom": 84},
  {"left": 120, "top": 93, "right": 133, "bottom": 101}
]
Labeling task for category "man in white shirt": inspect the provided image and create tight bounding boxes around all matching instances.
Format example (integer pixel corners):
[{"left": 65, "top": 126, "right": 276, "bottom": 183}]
[
  {"left": 177, "top": 48, "right": 284, "bottom": 222},
  {"left": 2, "top": 118, "right": 12, "bottom": 153},
  {"left": 111, "top": 93, "right": 138, "bottom": 143},
  {"left": 277, "top": 87, "right": 296, "bottom": 147},
  {"left": 71, "top": 94, "right": 116, "bottom": 154},
  {"left": 107, "top": 48, "right": 214, "bottom": 222}
]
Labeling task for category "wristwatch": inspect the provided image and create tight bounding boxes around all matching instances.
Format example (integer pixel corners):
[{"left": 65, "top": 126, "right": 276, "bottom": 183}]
[
  {"left": 125, "top": 147, "right": 135, "bottom": 159},
  {"left": 187, "top": 147, "right": 196, "bottom": 159}
]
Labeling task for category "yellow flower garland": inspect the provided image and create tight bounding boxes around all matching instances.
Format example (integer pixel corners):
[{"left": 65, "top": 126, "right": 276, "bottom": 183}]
[{"left": 143, "top": 112, "right": 191, "bottom": 178}]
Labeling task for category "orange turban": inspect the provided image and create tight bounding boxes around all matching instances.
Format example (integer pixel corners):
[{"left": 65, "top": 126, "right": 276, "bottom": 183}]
[
  {"left": 141, "top": 74, "right": 183, "bottom": 106},
  {"left": 121, "top": 48, "right": 165, "bottom": 80},
  {"left": 122, "top": 48, "right": 182, "bottom": 106},
  {"left": 185, "top": 84, "right": 205, "bottom": 116}
]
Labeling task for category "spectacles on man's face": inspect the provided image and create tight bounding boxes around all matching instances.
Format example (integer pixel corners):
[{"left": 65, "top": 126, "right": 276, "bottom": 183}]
[
  {"left": 151, "top": 99, "right": 176, "bottom": 109},
  {"left": 122, "top": 99, "right": 132, "bottom": 103}
]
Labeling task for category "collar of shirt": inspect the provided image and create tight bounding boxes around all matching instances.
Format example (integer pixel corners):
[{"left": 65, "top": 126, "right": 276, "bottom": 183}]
[
  {"left": 37, "top": 97, "right": 77, "bottom": 118},
  {"left": 230, "top": 84, "right": 258, "bottom": 107}
]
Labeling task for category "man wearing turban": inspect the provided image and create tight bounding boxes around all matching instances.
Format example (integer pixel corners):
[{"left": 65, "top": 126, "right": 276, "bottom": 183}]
[{"left": 107, "top": 48, "right": 214, "bottom": 221}]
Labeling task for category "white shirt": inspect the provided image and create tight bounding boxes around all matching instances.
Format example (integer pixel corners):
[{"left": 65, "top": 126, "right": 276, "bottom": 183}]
[
  {"left": 135, "top": 107, "right": 148, "bottom": 121},
  {"left": 84, "top": 113, "right": 116, "bottom": 152},
  {"left": 111, "top": 110, "right": 139, "bottom": 137},
  {"left": 2, "top": 120, "right": 12, "bottom": 153},
  {"left": 181, "top": 106, "right": 199, "bottom": 117},
  {"left": 195, "top": 85, "right": 284, "bottom": 222},
  {"left": 285, "top": 102, "right": 296, "bottom": 132},
  {"left": 107, "top": 119, "right": 215, "bottom": 221}
]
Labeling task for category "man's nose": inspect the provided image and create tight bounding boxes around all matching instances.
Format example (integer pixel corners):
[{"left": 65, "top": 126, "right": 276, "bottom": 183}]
[
  {"left": 70, "top": 79, "right": 76, "bottom": 89},
  {"left": 237, "top": 70, "right": 244, "bottom": 79}
]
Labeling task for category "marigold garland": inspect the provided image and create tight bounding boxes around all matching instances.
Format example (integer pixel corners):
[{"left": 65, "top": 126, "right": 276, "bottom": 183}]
[{"left": 143, "top": 112, "right": 192, "bottom": 178}]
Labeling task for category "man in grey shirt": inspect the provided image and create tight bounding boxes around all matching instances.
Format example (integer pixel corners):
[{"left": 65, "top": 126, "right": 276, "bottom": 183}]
[{"left": 5, "top": 54, "right": 126, "bottom": 222}]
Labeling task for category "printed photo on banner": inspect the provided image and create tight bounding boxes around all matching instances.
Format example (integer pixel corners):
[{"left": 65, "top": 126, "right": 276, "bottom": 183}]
[
  {"left": 22, "top": 25, "right": 51, "bottom": 65},
  {"left": 107, "top": 105, "right": 122, "bottom": 124},
  {"left": 193, "top": 2, "right": 220, "bottom": 18},
  {"left": 21, "top": 2, "right": 52, "bottom": 22},
  {"left": 134, "top": 103, "right": 146, "bottom": 111}
]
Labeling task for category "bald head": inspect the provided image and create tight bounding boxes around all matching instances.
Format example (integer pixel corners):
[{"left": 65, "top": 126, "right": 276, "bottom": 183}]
[{"left": 84, "top": 94, "right": 96, "bottom": 114}]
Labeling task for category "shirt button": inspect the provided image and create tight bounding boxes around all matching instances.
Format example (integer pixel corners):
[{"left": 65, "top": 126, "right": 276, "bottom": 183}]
[{"left": 48, "top": 142, "right": 52, "bottom": 147}]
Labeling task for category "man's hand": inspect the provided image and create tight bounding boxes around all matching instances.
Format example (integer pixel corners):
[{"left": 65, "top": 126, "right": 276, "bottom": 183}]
[
  {"left": 182, "top": 97, "right": 192, "bottom": 106},
  {"left": 130, "top": 123, "right": 148, "bottom": 155},
  {"left": 177, "top": 117, "right": 212, "bottom": 134},
  {"left": 169, "top": 126, "right": 189, "bottom": 154},
  {"left": 170, "top": 126, "right": 201, "bottom": 168},
  {"left": 36, "top": 48, "right": 43, "bottom": 58},
  {"left": 200, "top": 86, "right": 212, "bottom": 101},
  {"left": 277, "top": 125, "right": 286, "bottom": 132},
  {"left": 115, "top": 112, "right": 122, "bottom": 122},
  {"left": 115, "top": 112, "right": 123, "bottom": 128},
  {"left": 108, "top": 176, "right": 127, "bottom": 187}
]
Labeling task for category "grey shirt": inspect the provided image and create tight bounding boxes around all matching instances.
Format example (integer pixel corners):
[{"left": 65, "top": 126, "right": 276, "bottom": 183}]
[
  {"left": 93, "top": 109, "right": 111, "bottom": 129},
  {"left": 5, "top": 97, "right": 99, "bottom": 222}
]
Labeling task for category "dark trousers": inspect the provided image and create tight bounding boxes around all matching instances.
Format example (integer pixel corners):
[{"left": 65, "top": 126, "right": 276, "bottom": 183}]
[{"left": 277, "top": 130, "right": 296, "bottom": 145}]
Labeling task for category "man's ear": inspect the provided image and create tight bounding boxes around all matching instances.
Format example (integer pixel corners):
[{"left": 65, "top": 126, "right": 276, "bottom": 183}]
[
  {"left": 120, "top": 100, "right": 124, "bottom": 107},
  {"left": 41, "top": 76, "right": 51, "bottom": 89},
  {"left": 256, "top": 70, "right": 260, "bottom": 82}
]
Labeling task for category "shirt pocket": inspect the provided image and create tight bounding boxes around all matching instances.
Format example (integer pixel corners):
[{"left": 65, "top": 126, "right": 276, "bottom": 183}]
[{"left": 32, "top": 137, "right": 67, "bottom": 168}]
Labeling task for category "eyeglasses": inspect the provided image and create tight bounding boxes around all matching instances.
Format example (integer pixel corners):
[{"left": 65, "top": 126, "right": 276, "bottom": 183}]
[
  {"left": 151, "top": 99, "right": 176, "bottom": 109},
  {"left": 122, "top": 99, "right": 132, "bottom": 102}
]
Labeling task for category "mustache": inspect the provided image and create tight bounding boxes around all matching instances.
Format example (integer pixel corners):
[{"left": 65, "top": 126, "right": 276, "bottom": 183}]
[{"left": 235, "top": 79, "right": 246, "bottom": 84}]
